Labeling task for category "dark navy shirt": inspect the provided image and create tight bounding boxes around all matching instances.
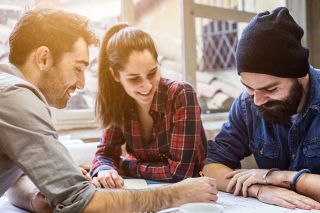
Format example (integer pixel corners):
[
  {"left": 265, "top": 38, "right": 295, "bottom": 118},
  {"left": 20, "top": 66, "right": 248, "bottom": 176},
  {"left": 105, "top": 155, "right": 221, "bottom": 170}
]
[{"left": 206, "top": 66, "right": 320, "bottom": 174}]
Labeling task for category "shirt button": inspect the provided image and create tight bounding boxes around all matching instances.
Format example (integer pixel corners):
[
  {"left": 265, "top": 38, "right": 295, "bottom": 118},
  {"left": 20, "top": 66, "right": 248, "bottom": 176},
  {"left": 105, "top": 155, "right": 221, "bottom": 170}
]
[{"left": 291, "top": 154, "right": 295, "bottom": 160}]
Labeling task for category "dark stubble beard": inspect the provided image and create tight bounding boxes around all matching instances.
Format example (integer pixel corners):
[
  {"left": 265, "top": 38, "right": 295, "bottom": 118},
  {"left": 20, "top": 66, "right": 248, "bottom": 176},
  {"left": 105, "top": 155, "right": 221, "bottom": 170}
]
[
  {"left": 38, "top": 70, "right": 67, "bottom": 109},
  {"left": 250, "top": 79, "right": 304, "bottom": 124}
]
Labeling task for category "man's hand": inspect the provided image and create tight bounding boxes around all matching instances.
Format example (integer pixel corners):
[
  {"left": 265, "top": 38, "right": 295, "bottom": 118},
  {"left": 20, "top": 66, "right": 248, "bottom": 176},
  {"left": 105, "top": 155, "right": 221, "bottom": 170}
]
[
  {"left": 30, "top": 191, "right": 52, "bottom": 213},
  {"left": 256, "top": 185, "right": 320, "bottom": 210},
  {"left": 175, "top": 177, "right": 218, "bottom": 205},
  {"left": 80, "top": 168, "right": 100, "bottom": 188},
  {"left": 225, "top": 169, "right": 269, "bottom": 196},
  {"left": 96, "top": 169, "right": 124, "bottom": 188}
]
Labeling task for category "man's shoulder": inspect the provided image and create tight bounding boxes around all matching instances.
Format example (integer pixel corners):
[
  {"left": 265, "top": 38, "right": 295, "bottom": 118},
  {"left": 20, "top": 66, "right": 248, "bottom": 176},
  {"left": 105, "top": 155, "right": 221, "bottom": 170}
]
[
  {"left": 0, "top": 70, "right": 52, "bottom": 125},
  {"left": 0, "top": 67, "right": 47, "bottom": 105}
]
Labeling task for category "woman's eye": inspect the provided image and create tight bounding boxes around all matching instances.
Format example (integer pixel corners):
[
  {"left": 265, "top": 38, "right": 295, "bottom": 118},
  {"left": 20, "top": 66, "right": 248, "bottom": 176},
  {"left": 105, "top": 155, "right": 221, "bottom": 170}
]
[
  {"left": 148, "top": 72, "right": 156, "bottom": 77},
  {"left": 128, "top": 77, "right": 140, "bottom": 82}
]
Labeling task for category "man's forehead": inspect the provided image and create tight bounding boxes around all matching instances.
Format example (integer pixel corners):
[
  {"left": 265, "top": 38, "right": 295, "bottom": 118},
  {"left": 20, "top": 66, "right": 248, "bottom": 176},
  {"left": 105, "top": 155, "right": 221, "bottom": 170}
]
[
  {"left": 69, "top": 38, "right": 89, "bottom": 64},
  {"left": 240, "top": 72, "right": 282, "bottom": 89}
]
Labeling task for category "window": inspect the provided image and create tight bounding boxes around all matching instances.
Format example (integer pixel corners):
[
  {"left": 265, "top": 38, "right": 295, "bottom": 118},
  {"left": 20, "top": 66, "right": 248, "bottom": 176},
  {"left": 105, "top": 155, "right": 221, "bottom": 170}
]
[{"left": 181, "top": 0, "right": 287, "bottom": 115}]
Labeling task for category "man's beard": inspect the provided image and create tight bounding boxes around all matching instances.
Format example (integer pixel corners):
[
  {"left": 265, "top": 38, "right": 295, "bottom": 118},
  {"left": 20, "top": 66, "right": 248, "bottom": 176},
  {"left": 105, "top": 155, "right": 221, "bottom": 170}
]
[
  {"left": 250, "top": 79, "right": 304, "bottom": 124},
  {"left": 38, "top": 70, "right": 68, "bottom": 109}
]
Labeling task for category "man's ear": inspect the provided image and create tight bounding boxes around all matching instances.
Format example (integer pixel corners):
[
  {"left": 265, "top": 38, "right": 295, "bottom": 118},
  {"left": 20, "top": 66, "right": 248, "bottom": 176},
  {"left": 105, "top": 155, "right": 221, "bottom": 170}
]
[
  {"left": 34, "top": 46, "right": 54, "bottom": 71},
  {"left": 110, "top": 67, "right": 120, "bottom": 82}
]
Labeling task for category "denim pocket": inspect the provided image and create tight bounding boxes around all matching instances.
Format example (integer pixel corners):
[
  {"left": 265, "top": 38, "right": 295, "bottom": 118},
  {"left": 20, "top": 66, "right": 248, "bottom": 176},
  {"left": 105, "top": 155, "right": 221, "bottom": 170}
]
[
  {"left": 303, "top": 140, "right": 320, "bottom": 157},
  {"left": 302, "top": 140, "right": 320, "bottom": 173},
  {"left": 249, "top": 138, "right": 280, "bottom": 168},
  {"left": 250, "top": 138, "right": 280, "bottom": 158}
]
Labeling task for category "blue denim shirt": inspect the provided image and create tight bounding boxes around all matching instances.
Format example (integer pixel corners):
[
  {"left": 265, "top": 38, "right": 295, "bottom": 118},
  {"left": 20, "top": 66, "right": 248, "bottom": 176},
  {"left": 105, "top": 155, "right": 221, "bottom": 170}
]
[{"left": 206, "top": 66, "right": 320, "bottom": 174}]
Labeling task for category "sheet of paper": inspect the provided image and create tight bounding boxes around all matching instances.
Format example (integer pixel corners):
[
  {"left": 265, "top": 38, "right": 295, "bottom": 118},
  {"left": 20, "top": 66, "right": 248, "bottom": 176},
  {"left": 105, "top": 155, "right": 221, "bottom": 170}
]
[
  {"left": 217, "top": 191, "right": 320, "bottom": 213},
  {"left": 123, "top": 179, "right": 148, "bottom": 189},
  {"left": 0, "top": 196, "right": 29, "bottom": 213},
  {"left": 157, "top": 192, "right": 320, "bottom": 213}
]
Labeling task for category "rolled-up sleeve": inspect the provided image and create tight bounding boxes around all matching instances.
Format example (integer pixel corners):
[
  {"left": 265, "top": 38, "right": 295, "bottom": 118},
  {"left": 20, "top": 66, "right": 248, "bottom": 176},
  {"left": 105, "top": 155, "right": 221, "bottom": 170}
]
[
  {"left": 205, "top": 94, "right": 251, "bottom": 169},
  {"left": 90, "top": 126, "right": 125, "bottom": 177},
  {"left": 0, "top": 85, "right": 95, "bottom": 213}
]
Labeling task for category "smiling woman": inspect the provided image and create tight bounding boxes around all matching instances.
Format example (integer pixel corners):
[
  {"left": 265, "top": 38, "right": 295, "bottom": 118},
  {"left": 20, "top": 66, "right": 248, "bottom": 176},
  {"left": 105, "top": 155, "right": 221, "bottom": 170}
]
[{"left": 90, "top": 24, "right": 207, "bottom": 188}]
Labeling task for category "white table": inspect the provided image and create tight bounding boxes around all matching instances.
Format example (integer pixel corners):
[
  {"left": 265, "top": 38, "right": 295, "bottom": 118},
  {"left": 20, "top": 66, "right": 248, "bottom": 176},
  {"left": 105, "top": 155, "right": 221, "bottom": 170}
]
[
  {"left": 2, "top": 191, "right": 320, "bottom": 213},
  {"left": 158, "top": 191, "right": 320, "bottom": 213},
  {"left": 0, "top": 196, "right": 29, "bottom": 213}
]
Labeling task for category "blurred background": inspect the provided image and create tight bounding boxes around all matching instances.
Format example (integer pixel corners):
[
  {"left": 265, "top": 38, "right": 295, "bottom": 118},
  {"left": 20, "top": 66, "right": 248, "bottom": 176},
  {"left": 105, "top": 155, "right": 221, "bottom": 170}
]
[{"left": 0, "top": 0, "right": 319, "bottom": 137}]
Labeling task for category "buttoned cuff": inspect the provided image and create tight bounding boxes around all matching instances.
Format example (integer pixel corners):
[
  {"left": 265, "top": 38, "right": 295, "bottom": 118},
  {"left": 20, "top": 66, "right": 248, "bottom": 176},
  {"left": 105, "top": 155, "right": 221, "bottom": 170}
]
[
  {"left": 90, "top": 165, "right": 113, "bottom": 177},
  {"left": 53, "top": 182, "right": 96, "bottom": 213}
]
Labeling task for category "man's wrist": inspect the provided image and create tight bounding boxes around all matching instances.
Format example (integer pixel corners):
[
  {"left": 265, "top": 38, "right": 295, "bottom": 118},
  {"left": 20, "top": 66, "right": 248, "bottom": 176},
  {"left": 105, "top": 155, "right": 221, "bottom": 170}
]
[
  {"left": 262, "top": 168, "right": 279, "bottom": 185},
  {"left": 289, "top": 169, "right": 311, "bottom": 191},
  {"left": 247, "top": 184, "right": 262, "bottom": 198},
  {"left": 264, "top": 169, "right": 294, "bottom": 187}
]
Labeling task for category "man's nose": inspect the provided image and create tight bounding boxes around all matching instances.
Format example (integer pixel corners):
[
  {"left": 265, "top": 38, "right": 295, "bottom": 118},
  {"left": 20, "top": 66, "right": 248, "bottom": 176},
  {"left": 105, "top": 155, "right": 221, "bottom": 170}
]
[
  {"left": 253, "top": 91, "right": 269, "bottom": 106},
  {"left": 77, "top": 72, "right": 85, "bottom": 89}
]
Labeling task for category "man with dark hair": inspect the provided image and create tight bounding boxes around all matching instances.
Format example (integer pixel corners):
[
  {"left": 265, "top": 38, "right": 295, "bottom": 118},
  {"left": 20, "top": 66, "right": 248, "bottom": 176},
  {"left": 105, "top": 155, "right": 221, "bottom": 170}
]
[
  {"left": 204, "top": 7, "right": 320, "bottom": 210},
  {"left": 0, "top": 7, "right": 217, "bottom": 213}
]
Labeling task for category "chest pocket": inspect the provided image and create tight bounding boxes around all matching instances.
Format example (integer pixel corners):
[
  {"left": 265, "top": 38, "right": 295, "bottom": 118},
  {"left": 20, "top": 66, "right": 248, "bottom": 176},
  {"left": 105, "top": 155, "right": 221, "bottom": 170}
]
[
  {"left": 303, "top": 141, "right": 320, "bottom": 157},
  {"left": 302, "top": 139, "right": 320, "bottom": 174},
  {"left": 249, "top": 137, "right": 280, "bottom": 168}
]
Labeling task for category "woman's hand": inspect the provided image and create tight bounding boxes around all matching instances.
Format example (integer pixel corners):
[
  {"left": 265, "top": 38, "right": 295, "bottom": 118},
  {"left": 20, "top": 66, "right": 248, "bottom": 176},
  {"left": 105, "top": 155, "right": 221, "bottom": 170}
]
[
  {"left": 80, "top": 168, "right": 100, "bottom": 188},
  {"left": 96, "top": 169, "right": 124, "bottom": 188}
]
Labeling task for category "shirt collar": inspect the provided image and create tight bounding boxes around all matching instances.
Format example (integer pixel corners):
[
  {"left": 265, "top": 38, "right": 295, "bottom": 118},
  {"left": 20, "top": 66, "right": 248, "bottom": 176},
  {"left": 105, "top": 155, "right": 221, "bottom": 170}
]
[
  {"left": 303, "top": 66, "right": 320, "bottom": 112},
  {"left": 150, "top": 78, "right": 167, "bottom": 114},
  {"left": 0, "top": 63, "right": 27, "bottom": 80}
]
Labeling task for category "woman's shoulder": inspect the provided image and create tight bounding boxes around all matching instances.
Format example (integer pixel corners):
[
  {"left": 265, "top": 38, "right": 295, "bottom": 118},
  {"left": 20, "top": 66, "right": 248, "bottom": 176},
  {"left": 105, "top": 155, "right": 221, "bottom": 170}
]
[{"left": 160, "top": 78, "right": 196, "bottom": 95}]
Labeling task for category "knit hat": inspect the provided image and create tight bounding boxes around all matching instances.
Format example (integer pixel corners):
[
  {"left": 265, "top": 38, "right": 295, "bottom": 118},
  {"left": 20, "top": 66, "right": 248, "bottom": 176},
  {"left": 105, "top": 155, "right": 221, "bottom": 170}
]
[{"left": 236, "top": 7, "right": 309, "bottom": 78}]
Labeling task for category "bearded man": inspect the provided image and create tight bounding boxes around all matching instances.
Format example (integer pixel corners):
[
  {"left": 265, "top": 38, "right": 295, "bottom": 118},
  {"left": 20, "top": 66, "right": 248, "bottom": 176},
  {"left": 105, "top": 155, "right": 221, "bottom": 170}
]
[{"left": 203, "top": 7, "right": 320, "bottom": 210}]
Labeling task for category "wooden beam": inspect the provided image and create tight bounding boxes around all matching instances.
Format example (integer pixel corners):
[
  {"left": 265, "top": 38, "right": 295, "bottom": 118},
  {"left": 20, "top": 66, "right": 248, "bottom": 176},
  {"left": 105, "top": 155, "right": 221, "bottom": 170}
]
[
  {"left": 180, "top": 0, "right": 197, "bottom": 86},
  {"left": 306, "top": 0, "right": 320, "bottom": 68},
  {"left": 193, "top": 3, "right": 256, "bottom": 23},
  {"left": 121, "top": 0, "right": 134, "bottom": 24}
]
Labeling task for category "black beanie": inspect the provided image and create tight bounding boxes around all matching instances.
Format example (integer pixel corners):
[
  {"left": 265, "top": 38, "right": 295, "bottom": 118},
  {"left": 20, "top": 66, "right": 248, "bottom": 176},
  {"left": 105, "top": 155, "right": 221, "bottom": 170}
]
[{"left": 236, "top": 7, "right": 309, "bottom": 78}]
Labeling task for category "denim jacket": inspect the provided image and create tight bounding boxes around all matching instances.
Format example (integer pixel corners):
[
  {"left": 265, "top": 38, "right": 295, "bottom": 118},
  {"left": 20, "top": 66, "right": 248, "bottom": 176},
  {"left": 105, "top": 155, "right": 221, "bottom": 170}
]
[{"left": 206, "top": 66, "right": 320, "bottom": 174}]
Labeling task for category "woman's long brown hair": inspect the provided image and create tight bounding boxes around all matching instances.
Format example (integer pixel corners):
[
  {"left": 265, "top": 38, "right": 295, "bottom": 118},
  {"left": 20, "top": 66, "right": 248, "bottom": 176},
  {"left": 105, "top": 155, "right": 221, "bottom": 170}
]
[{"left": 95, "top": 24, "right": 158, "bottom": 127}]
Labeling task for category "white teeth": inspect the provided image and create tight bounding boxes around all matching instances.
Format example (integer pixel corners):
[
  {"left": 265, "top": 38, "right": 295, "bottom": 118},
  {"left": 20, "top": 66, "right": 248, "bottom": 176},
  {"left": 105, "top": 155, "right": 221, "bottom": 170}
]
[{"left": 139, "top": 92, "right": 150, "bottom": 96}]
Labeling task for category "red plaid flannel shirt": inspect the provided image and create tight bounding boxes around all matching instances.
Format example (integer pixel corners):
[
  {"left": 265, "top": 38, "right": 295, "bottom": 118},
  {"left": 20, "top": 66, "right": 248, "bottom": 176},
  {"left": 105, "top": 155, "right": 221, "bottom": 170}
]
[{"left": 91, "top": 78, "right": 207, "bottom": 182}]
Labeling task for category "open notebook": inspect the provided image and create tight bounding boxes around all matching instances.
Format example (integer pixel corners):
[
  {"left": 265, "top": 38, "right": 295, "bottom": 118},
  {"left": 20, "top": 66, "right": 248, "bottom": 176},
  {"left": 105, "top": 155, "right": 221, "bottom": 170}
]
[{"left": 123, "top": 179, "right": 169, "bottom": 189}]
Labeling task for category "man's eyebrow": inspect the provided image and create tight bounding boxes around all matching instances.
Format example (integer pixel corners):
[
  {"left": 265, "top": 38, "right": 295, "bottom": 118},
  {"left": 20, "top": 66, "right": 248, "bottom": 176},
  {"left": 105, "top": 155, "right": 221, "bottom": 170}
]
[
  {"left": 240, "top": 80, "right": 279, "bottom": 90},
  {"left": 76, "top": 59, "right": 89, "bottom": 66}
]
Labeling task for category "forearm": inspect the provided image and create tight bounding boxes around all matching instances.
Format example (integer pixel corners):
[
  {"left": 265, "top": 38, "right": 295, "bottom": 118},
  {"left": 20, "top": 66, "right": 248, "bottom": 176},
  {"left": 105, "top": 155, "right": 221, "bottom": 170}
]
[
  {"left": 260, "top": 170, "right": 320, "bottom": 202},
  {"left": 6, "top": 175, "right": 38, "bottom": 211},
  {"left": 123, "top": 159, "right": 173, "bottom": 180},
  {"left": 84, "top": 185, "right": 181, "bottom": 212},
  {"left": 296, "top": 174, "right": 320, "bottom": 202},
  {"left": 202, "top": 163, "right": 233, "bottom": 191}
]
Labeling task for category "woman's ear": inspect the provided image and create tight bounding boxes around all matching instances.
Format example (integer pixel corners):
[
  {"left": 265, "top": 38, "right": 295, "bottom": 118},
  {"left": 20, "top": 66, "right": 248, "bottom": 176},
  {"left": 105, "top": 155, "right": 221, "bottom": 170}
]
[
  {"left": 110, "top": 67, "right": 120, "bottom": 82},
  {"left": 34, "top": 46, "right": 54, "bottom": 72}
]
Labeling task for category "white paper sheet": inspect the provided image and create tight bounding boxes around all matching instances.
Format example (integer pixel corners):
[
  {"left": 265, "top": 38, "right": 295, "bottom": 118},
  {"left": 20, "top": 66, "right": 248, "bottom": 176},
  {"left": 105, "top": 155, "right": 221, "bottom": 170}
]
[
  {"left": 0, "top": 196, "right": 29, "bottom": 213},
  {"left": 158, "top": 191, "right": 320, "bottom": 213}
]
